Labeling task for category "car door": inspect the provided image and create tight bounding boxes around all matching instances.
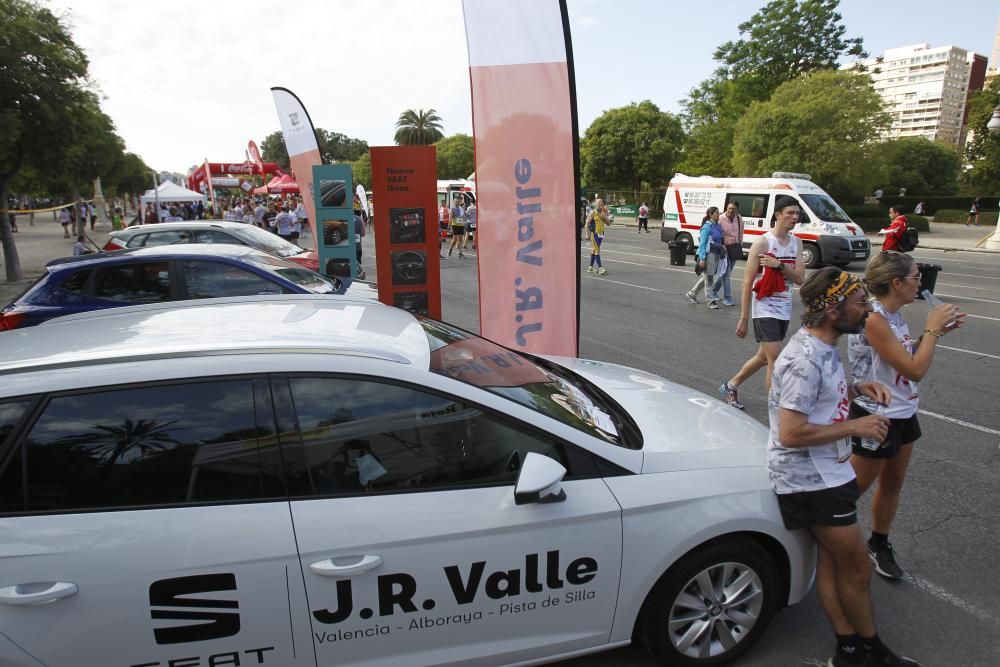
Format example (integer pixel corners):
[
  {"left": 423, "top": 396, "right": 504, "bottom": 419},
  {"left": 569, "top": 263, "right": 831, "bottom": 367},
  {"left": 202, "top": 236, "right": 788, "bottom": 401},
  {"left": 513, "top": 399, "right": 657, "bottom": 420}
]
[
  {"left": 275, "top": 375, "right": 623, "bottom": 667},
  {"left": 0, "top": 380, "right": 314, "bottom": 667}
]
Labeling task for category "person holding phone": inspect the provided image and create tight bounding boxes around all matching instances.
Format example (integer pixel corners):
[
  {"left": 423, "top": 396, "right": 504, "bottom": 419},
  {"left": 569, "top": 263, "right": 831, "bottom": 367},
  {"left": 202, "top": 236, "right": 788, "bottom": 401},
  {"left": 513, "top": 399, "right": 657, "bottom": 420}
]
[{"left": 847, "top": 251, "right": 965, "bottom": 580}]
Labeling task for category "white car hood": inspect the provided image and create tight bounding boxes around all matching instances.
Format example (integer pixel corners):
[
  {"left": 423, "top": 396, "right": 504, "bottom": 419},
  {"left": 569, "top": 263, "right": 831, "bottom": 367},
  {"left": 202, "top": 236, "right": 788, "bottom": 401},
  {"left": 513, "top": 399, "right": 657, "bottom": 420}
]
[{"left": 545, "top": 356, "right": 769, "bottom": 474}]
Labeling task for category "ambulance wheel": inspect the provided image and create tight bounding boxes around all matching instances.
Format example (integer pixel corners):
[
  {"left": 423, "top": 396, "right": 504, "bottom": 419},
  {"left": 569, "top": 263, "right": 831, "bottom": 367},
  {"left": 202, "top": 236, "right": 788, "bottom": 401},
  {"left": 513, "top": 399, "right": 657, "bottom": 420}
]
[
  {"left": 801, "top": 242, "right": 821, "bottom": 269},
  {"left": 677, "top": 233, "right": 695, "bottom": 255}
]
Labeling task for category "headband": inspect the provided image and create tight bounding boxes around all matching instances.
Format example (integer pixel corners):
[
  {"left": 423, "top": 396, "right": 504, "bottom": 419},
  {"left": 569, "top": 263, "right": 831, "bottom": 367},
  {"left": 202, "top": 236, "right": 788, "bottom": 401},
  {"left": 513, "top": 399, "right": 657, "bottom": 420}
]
[{"left": 805, "top": 271, "right": 864, "bottom": 313}]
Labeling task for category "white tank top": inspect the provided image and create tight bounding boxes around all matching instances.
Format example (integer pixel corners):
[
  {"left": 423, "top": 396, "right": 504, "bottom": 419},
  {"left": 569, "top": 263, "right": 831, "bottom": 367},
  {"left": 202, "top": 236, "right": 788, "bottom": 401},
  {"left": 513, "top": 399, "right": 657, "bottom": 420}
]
[
  {"left": 751, "top": 232, "right": 798, "bottom": 321},
  {"left": 848, "top": 300, "right": 919, "bottom": 418}
]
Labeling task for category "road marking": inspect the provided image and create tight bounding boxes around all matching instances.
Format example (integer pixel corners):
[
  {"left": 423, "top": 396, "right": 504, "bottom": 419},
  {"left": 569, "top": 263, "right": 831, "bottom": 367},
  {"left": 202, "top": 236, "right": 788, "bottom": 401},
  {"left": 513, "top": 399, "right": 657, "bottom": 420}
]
[
  {"left": 936, "top": 292, "right": 1000, "bottom": 305},
  {"left": 964, "top": 313, "right": 1000, "bottom": 322},
  {"left": 592, "top": 278, "right": 666, "bottom": 292},
  {"left": 902, "top": 573, "right": 1000, "bottom": 626},
  {"left": 937, "top": 344, "right": 1000, "bottom": 361},
  {"left": 917, "top": 409, "right": 1000, "bottom": 438}
]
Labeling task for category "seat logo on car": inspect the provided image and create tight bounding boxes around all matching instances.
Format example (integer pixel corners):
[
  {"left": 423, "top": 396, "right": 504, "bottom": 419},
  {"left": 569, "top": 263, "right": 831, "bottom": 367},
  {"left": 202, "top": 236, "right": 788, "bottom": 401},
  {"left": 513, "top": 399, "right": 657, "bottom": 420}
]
[{"left": 149, "top": 573, "right": 241, "bottom": 644}]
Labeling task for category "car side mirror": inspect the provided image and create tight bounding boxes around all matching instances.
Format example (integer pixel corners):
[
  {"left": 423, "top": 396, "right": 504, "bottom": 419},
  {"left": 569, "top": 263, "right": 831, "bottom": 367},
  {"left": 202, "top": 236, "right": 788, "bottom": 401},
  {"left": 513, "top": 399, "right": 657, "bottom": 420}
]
[{"left": 514, "top": 452, "right": 567, "bottom": 505}]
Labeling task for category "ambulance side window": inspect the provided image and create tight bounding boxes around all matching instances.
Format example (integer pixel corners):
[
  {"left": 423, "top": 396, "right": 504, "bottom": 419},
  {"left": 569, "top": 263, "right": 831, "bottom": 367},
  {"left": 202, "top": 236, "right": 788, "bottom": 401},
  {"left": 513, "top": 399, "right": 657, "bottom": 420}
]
[{"left": 725, "top": 194, "right": 769, "bottom": 223}]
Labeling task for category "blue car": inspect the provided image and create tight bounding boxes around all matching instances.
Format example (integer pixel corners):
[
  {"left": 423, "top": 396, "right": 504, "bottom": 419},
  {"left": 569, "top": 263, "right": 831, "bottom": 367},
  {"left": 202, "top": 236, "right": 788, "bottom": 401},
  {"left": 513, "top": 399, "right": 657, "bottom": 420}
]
[{"left": 0, "top": 244, "right": 378, "bottom": 331}]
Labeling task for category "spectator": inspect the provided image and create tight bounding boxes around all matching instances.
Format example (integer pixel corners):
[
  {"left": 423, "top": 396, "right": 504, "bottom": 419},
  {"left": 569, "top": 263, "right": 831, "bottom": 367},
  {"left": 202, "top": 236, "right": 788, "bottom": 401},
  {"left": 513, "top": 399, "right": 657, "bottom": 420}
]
[
  {"left": 718, "top": 201, "right": 744, "bottom": 306},
  {"left": 685, "top": 207, "right": 724, "bottom": 308},
  {"left": 274, "top": 205, "right": 294, "bottom": 241},
  {"left": 464, "top": 202, "right": 477, "bottom": 251},
  {"left": 879, "top": 205, "right": 908, "bottom": 252},
  {"left": 72, "top": 234, "right": 93, "bottom": 256},
  {"left": 913, "top": 201, "right": 925, "bottom": 216},
  {"left": 636, "top": 201, "right": 650, "bottom": 233},
  {"left": 59, "top": 206, "right": 71, "bottom": 238},
  {"left": 965, "top": 197, "right": 980, "bottom": 226}
]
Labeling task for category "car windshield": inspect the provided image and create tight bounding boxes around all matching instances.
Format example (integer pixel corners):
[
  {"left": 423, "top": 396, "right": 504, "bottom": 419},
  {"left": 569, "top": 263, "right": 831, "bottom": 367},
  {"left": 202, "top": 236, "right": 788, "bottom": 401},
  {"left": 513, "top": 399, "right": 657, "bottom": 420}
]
[
  {"left": 420, "top": 319, "right": 640, "bottom": 448},
  {"left": 800, "top": 194, "right": 852, "bottom": 223},
  {"left": 246, "top": 252, "right": 338, "bottom": 294},
  {"left": 229, "top": 225, "right": 305, "bottom": 258}
]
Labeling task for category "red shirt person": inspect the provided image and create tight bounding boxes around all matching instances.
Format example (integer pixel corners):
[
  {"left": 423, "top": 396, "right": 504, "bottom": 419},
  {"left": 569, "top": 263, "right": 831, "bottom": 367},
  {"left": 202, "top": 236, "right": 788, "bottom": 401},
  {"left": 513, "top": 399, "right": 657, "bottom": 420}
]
[{"left": 880, "top": 204, "right": 908, "bottom": 252}]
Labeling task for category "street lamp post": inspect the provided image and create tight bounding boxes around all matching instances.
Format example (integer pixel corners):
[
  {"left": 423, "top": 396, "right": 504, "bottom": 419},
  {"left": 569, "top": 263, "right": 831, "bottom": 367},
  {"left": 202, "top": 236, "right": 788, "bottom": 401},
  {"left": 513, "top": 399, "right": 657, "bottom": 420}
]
[{"left": 986, "top": 103, "right": 1000, "bottom": 251}]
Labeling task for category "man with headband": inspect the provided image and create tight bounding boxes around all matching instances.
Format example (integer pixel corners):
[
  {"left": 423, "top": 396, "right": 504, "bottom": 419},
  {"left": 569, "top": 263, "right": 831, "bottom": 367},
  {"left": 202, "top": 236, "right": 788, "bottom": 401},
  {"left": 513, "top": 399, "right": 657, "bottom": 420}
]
[{"left": 769, "top": 267, "right": 921, "bottom": 667}]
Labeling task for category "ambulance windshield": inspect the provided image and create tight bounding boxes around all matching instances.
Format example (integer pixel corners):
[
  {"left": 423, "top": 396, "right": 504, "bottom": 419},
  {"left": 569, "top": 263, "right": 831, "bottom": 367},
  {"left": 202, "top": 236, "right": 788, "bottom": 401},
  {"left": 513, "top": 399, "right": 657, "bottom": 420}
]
[{"left": 800, "top": 194, "right": 851, "bottom": 223}]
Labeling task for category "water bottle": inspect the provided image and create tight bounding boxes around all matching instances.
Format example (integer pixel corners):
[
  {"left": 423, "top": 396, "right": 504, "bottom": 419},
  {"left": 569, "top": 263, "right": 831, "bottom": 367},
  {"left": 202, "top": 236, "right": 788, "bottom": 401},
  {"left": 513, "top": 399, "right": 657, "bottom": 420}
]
[
  {"left": 859, "top": 403, "right": 886, "bottom": 452},
  {"left": 920, "top": 290, "right": 955, "bottom": 328}
]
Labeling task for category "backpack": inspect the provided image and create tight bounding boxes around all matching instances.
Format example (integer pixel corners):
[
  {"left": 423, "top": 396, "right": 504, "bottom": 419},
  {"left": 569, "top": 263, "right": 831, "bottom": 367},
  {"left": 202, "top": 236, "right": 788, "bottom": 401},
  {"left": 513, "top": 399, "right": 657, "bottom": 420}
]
[{"left": 897, "top": 224, "right": 919, "bottom": 252}]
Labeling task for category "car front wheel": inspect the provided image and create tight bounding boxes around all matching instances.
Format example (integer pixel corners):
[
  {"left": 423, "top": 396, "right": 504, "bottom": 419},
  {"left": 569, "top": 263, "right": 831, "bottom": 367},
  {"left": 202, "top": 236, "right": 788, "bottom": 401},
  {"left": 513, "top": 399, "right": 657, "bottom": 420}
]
[
  {"left": 801, "top": 242, "right": 821, "bottom": 269},
  {"left": 637, "top": 537, "right": 778, "bottom": 666}
]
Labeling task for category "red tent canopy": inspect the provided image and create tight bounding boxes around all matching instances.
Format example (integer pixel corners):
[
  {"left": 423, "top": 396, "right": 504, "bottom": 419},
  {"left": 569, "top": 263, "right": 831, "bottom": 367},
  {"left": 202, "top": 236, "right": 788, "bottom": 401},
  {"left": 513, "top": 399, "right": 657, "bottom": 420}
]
[{"left": 269, "top": 174, "right": 300, "bottom": 193}]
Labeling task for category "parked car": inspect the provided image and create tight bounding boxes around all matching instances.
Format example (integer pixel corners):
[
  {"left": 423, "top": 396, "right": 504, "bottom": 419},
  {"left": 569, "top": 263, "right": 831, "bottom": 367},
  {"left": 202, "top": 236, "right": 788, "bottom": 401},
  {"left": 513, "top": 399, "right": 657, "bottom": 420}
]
[
  {"left": 0, "top": 245, "right": 377, "bottom": 330},
  {"left": 0, "top": 295, "right": 814, "bottom": 667},
  {"left": 103, "top": 220, "right": 321, "bottom": 272}
]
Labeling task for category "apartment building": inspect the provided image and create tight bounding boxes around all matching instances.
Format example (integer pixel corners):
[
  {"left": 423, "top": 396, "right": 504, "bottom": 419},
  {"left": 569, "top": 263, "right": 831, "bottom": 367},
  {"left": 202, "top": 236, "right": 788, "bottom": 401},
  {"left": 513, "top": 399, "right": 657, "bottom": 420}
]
[{"left": 850, "top": 43, "right": 987, "bottom": 146}]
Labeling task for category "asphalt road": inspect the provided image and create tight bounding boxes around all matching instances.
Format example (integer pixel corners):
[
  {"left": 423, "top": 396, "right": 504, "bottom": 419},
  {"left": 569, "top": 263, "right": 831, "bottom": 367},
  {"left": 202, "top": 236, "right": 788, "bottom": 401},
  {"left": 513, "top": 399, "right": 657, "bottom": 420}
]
[{"left": 359, "top": 228, "right": 1000, "bottom": 666}]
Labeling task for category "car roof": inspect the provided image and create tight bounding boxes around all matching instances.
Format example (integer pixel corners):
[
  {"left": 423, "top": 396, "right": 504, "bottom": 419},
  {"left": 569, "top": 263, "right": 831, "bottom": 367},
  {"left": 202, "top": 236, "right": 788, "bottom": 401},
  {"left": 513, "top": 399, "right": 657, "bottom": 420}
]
[
  {"left": 110, "top": 221, "right": 257, "bottom": 236},
  {"left": 45, "top": 243, "right": 258, "bottom": 268},
  {"left": 0, "top": 295, "right": 430, "bottom": 376}
]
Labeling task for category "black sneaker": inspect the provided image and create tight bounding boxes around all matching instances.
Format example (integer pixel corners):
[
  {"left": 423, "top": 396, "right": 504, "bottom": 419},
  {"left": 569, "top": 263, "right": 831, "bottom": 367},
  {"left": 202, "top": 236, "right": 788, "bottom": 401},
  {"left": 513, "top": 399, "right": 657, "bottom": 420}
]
[
  {"left": 868, "top": 541, "right": 904, "bottom": 580},
  {"left": 867, "top": 649, "right": 922, "bottom": 666},
  {"left": 827, "top": 655, "right": 864, "bottom": 667}
]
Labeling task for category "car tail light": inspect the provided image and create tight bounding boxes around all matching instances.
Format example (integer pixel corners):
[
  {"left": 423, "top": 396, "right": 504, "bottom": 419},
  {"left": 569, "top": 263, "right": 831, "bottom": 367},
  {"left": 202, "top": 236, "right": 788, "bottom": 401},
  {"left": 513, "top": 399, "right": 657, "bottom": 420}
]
[
  {"left": 0, "top": 311, "right": 26, "bottom": 331},
  {"left": 103, "top": 238, "right": 126, "bottom": 251},
  {"left": 289, "top": 253, "right": 319, "bottom": 272}
]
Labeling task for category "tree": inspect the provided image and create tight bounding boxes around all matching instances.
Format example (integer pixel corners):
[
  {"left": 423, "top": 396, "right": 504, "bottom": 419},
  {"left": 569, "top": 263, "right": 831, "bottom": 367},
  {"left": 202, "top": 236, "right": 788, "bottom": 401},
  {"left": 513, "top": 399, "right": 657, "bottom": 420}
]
[
  {"left": 679, "top": 0, "right": 866, "bottom": 175},
  {"left": 351, "top": 152, "right": 371, "bottom": 189},
  {"left": 732, "top": 71, "right": 891, "bottom": 201},
  {"left": 260, "top": 131, "right": 290, "bottom": 171},
  {"left": 1, "top": 0, "right": 91, "bottom": 280},
  {"left": 580, "top": 101, "right": 684, "bottom": 193},
  {"left": 317, "top": 130, "right": 368, "bottom": 163},
  {"left": 875, "top": 138, "right": 961, "bottom": 196},
  {"left": 394, "top": 109, "right": 444, "bottom": 145},
  {"left": 963, "top": 77, "right": 1000, "bottom": 195},
  {"left": 435, "top": 134, "right": 474, "bottom": 179}
]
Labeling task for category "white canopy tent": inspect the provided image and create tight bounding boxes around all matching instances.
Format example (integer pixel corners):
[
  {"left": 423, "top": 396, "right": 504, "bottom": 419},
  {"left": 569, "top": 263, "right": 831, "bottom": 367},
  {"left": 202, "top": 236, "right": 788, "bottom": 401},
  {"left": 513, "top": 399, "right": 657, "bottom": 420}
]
[{"left": 140, "top": 181, "right": 206, "bottom": 207}]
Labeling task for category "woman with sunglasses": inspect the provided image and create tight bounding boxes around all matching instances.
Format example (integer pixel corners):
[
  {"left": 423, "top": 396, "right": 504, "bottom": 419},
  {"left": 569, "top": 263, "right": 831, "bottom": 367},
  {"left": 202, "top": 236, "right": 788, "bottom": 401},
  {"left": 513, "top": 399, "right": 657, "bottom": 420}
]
[{"left": 847, "top": 251, "right": 965, "bottom": 580}]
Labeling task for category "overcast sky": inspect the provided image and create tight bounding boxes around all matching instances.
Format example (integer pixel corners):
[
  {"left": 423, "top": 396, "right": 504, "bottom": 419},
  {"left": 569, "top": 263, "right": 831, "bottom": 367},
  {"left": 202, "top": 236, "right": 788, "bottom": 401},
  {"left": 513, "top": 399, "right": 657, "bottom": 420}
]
[{"left": 44, "top": 0, "right": 1000, "bottom": 173}]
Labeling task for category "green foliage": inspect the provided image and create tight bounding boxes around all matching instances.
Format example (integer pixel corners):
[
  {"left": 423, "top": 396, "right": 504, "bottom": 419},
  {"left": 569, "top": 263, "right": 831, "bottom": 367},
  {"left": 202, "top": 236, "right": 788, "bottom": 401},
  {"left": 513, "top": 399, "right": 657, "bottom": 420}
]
[
  {"left": 260, "top": 128, "right": 368, "bottom": 169},
  {"left": 874, "top": 138, "right": 961, "bottom": 196},
  {"left": 260, "top": 131, "right": 290, "bottom": 171},
  {"left": 435, "top": 134, "right": 474, "bottom": 179},
  {"left": 351, "top": 153, "right": 372, "bottom": 189},
  {"left": 931, "top": 209, "right": 999, "bottom": 225},
  {"left": 394, "top": 109, "right": 444, "bottom": 146},
  {"left": 680, "top": 0, "right": 865, "bottom": 175},
  {"left": 581, "top": 101, "right": 684, "bottom": 192},
  {"left": 732, "top": 71, "right": 890, "bottom": 201},
  {"left": 842, "top": 205, "right": 886, "bottom": 219},
  {"left": 962, "top": 77, "right": 1000, "bottom": 194}
]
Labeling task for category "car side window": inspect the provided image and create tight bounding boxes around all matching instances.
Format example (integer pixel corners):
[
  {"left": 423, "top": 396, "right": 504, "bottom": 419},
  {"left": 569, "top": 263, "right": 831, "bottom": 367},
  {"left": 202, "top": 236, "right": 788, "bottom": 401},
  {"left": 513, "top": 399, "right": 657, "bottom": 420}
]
[
  {"left": 143, "top": 230, "right": 190, "bottom": 247},
  {"left": 60, "top": 269, "right": 93, "bottom": 294},
  {"left": 92, "top": 262, "right": 171, "bottom": 302},
  {"left": 181, "top": 260, "right": 288, "bottom": 299},
  {"left": 281, "top": 377, "right": 578, "bottom": 497},
  {"left": 0, "top": 399, "right": 34, "bottom": 512},
  {"left": 124, "top": 233, "right": 148, "bottom": 248},
  {"left": 196, "top": 230, "right": 241, "bottom": 245},
  {"left": 5, "top": 380, "right": 282, "bottom": 514}
]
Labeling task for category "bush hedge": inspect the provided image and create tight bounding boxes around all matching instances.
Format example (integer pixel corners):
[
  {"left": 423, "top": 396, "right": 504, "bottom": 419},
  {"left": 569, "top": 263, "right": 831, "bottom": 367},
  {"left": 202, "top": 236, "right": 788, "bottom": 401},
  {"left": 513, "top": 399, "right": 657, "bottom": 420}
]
[
  {"left": 862, "top": 196, "right": 997, "bottom": 215},
  {"left": 931, "top": 209, "right": 1000, "bottom": 225}
]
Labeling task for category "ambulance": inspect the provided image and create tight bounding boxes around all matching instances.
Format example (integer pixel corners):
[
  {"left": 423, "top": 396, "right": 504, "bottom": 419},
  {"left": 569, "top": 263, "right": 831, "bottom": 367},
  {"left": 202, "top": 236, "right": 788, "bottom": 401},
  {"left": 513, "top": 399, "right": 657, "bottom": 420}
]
[{"left": 660, "top": 172, "right": 870, "bottom": 268}]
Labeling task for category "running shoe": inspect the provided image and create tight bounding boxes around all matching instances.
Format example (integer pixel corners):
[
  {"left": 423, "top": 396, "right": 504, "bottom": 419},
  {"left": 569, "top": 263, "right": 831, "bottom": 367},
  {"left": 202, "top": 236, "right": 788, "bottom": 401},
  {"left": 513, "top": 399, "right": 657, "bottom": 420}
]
[
  {"left": 587, "top": 266, "right": 595, "bottom": 273},
  {"left": 719, "top": 382, "right": 744, "bottom": 410},
  {"left": 685, "top": 291, "right": 698, "bottom": 304},
  {"left": 723, "top": 299, "right": 735, "bottom": 306},
  {"left": 827, "top": 655, "right": 865, "bottom": 667},
  {"left": 866, "top": 649, "right": 922, "bottom": 666},
  {"left": 597, "top": 267, "right": 607, "bottom": 275},
  {"left": 459, "top": 252, "right": 465, "bottom": 258},
  {"left": 708, "top": 300, "right": 719, "bottom": 309},
  {"left": 868, "top": 541, "right": 904, "bottom": 580}
]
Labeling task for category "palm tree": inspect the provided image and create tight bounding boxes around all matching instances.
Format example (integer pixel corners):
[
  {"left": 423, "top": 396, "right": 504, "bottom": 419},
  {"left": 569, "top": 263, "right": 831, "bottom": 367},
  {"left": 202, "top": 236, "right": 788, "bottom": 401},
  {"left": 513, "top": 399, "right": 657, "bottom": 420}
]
[{"left": 394, "top": 108, "right": 445, "bottom": 145}]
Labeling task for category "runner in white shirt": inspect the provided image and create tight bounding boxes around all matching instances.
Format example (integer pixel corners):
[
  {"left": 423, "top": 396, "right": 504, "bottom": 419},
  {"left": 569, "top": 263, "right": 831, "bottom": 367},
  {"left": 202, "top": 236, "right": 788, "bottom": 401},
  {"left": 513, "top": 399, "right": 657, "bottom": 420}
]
[
  {"left": 770, "top": 267, "right": 921, "bottom": 667},
  {"left": 847, "top": 252, "right": 965, "bottom": 580},
  {"left": 721, "top": 195, "right": 805, "bottom": 410}
]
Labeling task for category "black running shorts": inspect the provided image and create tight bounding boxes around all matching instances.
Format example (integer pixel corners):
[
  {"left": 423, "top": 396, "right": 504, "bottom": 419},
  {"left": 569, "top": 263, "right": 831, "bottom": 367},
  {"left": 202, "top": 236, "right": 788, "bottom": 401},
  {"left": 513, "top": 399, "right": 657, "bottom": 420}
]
[
  {"left": 849, "top": 402, "right": 922, "bottom": 458},
  {"left": 753, "top": 317, "right": 789, "bottom": 343},
  {"left": 776, "top": 479, "right": 860, "bottom": 531}
]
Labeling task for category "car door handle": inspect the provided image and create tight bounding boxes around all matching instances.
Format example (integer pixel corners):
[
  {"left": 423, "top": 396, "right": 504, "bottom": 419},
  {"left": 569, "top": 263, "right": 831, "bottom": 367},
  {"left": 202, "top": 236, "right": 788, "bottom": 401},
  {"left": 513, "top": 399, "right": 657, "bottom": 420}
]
[
  {"left": 310, "top": 555, "right": 382, "bottom": 577},
  {"left": 0, "top": 582, "right": 78, "bottom": 606}
]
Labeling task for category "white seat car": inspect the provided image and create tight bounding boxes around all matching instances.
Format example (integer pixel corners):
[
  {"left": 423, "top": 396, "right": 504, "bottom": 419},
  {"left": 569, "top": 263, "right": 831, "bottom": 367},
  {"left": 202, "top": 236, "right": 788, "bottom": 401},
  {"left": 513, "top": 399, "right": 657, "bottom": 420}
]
[{"left": 0, "top": 296, "right": 814, "bottom": 667}]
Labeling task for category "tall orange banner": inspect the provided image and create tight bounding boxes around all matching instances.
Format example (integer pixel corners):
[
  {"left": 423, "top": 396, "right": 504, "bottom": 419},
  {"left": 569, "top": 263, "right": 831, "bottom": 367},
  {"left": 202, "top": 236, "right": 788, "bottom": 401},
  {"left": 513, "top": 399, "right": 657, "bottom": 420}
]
[
  {"left": 462, "top": 0, "right": 580, "bottom": 356},
  {"left": 271, "top": 87, "right": 322, "bottom": 242},
  {"left": 371, "top": 146, "right": 442, "bottom": 320}
]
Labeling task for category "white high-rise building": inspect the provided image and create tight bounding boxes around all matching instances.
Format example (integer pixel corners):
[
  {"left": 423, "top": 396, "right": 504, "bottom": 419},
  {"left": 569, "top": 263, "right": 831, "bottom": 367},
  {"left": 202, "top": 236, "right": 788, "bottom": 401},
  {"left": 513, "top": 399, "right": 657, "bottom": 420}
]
[
  {"left": 986, "top": 15, "right": 1000, "bottom": 84},
  {"left": 849, "top": 43, "right": 988, "bottom": 146}
]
